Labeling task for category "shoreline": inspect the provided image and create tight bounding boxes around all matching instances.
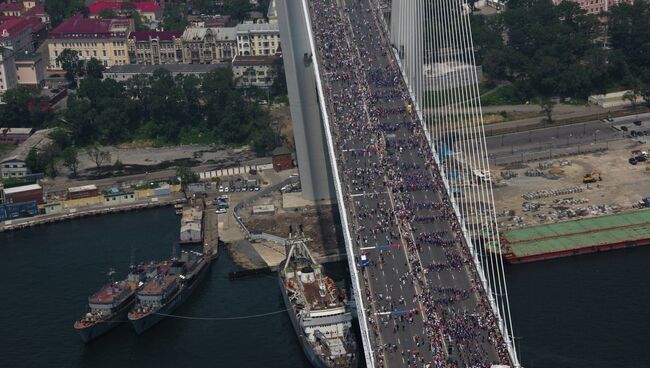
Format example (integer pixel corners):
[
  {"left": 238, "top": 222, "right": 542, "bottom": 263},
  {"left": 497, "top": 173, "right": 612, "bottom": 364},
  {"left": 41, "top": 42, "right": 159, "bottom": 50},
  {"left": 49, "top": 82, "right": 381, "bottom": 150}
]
[{"left": 0, "top": 197, "right": 185, "bottom": 233}]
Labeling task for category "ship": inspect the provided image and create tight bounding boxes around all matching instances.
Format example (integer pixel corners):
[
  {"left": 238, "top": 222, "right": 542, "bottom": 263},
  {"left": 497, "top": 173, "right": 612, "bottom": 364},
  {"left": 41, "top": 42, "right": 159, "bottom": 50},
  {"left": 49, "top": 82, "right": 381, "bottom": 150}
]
[
  {"left": 279, "top": 236, "right": 358, "bottom": 368},
  {"left": 74, "top": 265, "right": 149, "bottom": 343},
  {"left": 128, "top": 250, "right": 213, "bottom": 334}
]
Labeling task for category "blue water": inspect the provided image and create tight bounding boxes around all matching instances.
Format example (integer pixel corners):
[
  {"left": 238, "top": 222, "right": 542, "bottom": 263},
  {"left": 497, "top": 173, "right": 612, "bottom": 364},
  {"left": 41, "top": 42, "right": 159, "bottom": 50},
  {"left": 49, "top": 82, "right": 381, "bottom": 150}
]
[{"left": 0, "top": 207, "right": 648, "bottom": 367}]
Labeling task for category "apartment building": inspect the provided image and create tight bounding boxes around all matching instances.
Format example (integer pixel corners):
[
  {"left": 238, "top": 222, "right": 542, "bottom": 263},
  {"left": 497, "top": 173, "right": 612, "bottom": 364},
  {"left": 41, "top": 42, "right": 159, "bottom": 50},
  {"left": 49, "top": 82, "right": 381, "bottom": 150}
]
[
  {"left": 235, "top": 22, "right": 280, "bottom": 56},
  {"left": 552, "top": 0, "right": 633, "bottom": 14},
  {"left": 232, "top": 54, "right": 279, "bottom": 88},
  {"left": 181, "top": 27, "right": 236, "bottom": 64},
  {"left": 46, "top": 14, "right": 133, "bottom": 69},
  {"left": 127, "top": 31, "right": 182, "bottom": 65}
]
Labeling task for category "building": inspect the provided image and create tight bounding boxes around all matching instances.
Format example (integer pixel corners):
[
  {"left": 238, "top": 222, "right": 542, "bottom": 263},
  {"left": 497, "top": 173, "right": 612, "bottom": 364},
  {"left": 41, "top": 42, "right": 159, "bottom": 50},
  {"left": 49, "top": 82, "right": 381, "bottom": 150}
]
[
  {"left": 67, "top": 184, "right": 99, "bottom": 200},
  {"left": 588, "top": 90, "right": 633, "bottom": 108},
  {"left": 87, "top": 1, "right": 123, "bottom": 18},
  {"left": 103, "top": 188, "right": 135, "bottom": 205},
  {"left": 232, "top": 54, "right": 278, "bottom": 88},
  {"left": 236, "top": 22, "right": 280, "bottom": 56},
  {"left": 271, "top": 146, "right": 293, "bottom": 171},
  {"left": 0, "top": 128, "right": 52, "bottom": 178},
  {"left": 3, "top": 183, "right": 43, "bottom": 204},
  {"left": 0, "top": 127, "right": 32, "bottom": 144},
  {"left": 0, "top": 2, "right": 25, "bottom": 17},
  {"left": 551, "top": 0, "right": 633, "bottom": 14},
  {"left": 23, "top": 4, "right": 48, "bottom": 24},
  {"left": 181, "top": 27, "right": 237, "bottom": 64},
  {"left": 127, "top": 31, "right": 182, "bottom": 65},
  {"left": 0, "top": 46, "right": 17, "bottom": 101},
  {"left": 180, "top": 207, "right": 203, "bottom": 243},
  {"left": 46, "top": 14, "right": 133, "bottom": 69},
  {"left": 0, "top": 17, "right": 34, "bottom": 53},
  {"left": 103, "top": 63, "right": 227, "bottom": 81},
  {"left": 133, "top": 2, "right": 161, "bottom": 21},
  {"left": 187, "top": 14, "right": 232, "bottom": 28},
  {"left": 14, "top": 49, "right": 44, "bottom": 88}
]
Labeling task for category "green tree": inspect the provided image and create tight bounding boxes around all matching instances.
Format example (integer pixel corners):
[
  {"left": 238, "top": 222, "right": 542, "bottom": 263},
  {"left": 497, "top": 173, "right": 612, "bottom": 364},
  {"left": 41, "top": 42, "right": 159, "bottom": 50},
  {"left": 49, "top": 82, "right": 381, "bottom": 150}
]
[
  {"left": 61, "top": 146, "right": 80, "bottom": 177},
  {"left": 175, "top": 164, "right": 199, "bottom": 184},
  {"left": 85, "top": 57, "right": 105, "bottom": 79},
  {"left": 224, "top": 0, "right": 252, "bottom": 21},
  {"left": 540, "top": 99, "right": 556, "bottom": 123},
  {"left": 44, "top": 0, "right": 86, "bottom": 27},
  {"left": 57, "top": 49, "right": 83, "bottom": 84},
  {"left": 98, "top": 8, "right": 118, "bottom": 19},
  {"left": 25, "top": 148, "right": 45, "bottom": 173},
  {"left": 161, "top": 4, "right": 188, "bottom": 31}
]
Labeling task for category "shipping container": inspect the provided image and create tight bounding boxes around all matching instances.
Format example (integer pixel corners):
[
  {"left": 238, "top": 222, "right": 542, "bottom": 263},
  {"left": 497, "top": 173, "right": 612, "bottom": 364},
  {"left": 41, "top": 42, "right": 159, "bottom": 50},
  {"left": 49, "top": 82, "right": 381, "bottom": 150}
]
[
  {"left": 4, "top": 201, "right": 38, "bottom": 219},
  {"left": 0, "top": 206, "right": 6, "bottom": 222}
]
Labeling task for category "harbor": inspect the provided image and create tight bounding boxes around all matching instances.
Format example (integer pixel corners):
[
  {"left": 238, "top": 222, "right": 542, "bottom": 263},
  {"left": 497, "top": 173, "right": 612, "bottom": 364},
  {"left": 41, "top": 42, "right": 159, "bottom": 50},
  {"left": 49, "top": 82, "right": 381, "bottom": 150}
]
[{"left": 1, "top": 207, "right": 650, "bottom": 367}]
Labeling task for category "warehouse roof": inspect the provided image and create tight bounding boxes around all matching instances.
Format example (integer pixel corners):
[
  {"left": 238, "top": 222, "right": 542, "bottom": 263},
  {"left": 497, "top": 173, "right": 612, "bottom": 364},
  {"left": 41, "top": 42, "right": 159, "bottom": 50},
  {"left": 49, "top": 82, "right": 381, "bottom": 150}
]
[
  {"left": 3, "top": 183, "right": 41, "bottom": 194},
  {"left": 504, "top": 210, "right": 650, "bottom": 258}
]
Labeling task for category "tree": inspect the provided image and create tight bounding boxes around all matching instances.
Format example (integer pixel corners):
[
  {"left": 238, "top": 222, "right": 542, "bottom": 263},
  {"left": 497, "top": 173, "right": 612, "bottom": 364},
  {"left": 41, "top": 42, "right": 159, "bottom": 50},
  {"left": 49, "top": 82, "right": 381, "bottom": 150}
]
[
  {"left": 44, "top": 0, "right": 86, "bottom": 27},
  {"left": 224, "top": 0, "right": 252, "bottom": 21},
  {"left": 175, "top": 164, "right": 199, "bottom": 184},
  {"left": 57, "top": 49, "right": 83, "bottom": 84},
  {"left": 25, "top": 147, "right": 45, "bottom": 173},
  {"left": 61, "top": 146, "right": 80, "bottom": 177},
  {"left": 540, "top": 99, "right": 556, "bottom": 123},
  {"left": 113, "top": 159, "right": 124, "bottom": 173},
  {"left": 98, "top": 9, "right": 118, "bottom": 19},
  {"left": 623, "top": 90, "right": 640, "bottom": 110},
  {"left": 86, "top": 146, "right": 111, "bottom": 174},
  {"left": 85, "top": 57, "right": 105, "bottom": 79},
  {"left": 161, "top": 4, "right": 188, "bottom": 31},
  {"left": 129, "top": 10, "right": 149, "bottom": 31}
]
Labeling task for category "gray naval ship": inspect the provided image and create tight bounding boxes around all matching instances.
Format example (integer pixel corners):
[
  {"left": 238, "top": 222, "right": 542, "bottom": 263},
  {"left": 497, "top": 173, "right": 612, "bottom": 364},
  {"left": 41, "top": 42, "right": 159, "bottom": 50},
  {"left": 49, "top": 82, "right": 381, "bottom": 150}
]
[
  {"left": 279, "top": 235, "right": 358, "bottom": 368},
  {"left": 128, "top": 250, "right": 213, "bottom": 334}
]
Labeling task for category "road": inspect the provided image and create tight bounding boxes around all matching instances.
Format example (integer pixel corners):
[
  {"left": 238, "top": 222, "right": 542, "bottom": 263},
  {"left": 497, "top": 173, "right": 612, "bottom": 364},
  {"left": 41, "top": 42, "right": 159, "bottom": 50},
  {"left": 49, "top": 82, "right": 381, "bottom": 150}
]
[
  {"left": 309, "top": 0, "right": 511, "bottom": 366},
  {"left": 485, "top": 120, "right": 619, "bottom": 158}
]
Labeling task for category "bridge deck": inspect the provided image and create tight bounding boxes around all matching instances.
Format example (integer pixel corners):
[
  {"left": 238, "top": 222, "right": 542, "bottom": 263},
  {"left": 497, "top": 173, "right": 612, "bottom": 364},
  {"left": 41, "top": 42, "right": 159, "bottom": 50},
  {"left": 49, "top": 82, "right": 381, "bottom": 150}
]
[{"left": 307, "top": 0, "right": 511, "bottom": 366}]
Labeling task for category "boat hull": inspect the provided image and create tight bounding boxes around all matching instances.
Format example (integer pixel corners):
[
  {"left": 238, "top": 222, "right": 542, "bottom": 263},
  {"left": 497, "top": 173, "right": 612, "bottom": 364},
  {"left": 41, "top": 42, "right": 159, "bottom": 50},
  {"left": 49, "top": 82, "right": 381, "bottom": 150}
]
[
  {"left": 278, "top": 274, "right": 355, "bottom": 368},
  {"left": 75, "top": 299, "right": 133, "bottom": 343},
  {"left": 130, "top": 257, "right": 213, "bottom": 334}
]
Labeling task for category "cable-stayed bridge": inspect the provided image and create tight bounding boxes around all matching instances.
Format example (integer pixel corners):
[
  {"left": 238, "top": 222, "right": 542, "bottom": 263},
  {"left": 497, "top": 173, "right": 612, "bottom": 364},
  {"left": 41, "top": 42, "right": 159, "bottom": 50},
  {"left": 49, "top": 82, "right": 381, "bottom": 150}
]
[{"left": 277, "top": 0, "right": 520, "bottom": 367}]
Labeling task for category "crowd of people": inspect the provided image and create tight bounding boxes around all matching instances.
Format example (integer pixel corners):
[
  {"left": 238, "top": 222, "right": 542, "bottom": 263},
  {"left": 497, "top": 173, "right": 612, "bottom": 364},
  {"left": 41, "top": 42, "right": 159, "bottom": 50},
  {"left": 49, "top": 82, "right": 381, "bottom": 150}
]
[{"left": 308, "top": 0, "right": 512, "bottom": 367}]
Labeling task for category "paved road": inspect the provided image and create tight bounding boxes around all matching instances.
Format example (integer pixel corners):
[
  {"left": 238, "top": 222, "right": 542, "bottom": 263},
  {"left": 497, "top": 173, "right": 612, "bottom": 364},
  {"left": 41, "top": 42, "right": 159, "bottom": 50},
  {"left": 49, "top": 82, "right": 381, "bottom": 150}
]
[
  {"left": 309, "top": 0, "right": 511, "bottom": 366},
  {"left": 485, "top": 120, "right": 619, "bottom": 158}
]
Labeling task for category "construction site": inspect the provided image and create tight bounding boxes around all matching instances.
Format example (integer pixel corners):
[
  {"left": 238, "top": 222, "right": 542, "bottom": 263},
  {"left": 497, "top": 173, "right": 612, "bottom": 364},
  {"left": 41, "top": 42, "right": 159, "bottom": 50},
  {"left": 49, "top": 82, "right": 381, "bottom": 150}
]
[{"left": 491, "top": 138, "right": 649, "bottom": 230}]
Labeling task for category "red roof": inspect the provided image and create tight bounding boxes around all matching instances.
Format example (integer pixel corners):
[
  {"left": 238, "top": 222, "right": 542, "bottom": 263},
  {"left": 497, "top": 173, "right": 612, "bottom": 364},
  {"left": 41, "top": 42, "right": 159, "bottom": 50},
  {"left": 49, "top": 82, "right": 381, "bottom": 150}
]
[
  {"left": 0, "top": 2, "right": 25, "bottom": 12},
  {"left": 0, "top": 18, "right": 31, "bottom": 37},
  {"left": 129, "top": 31, "right": 181, "bottom": 41},
  {"left": 49, "top": 14, "right": 131, "bottom": 39},
  {"left": 88, "top": 1, "right": 122, "bottom": 15},
  {"left": 24, "top": 5, "right": 47, "bottom": 17},
  {"left": 134, "top": 2, "right": 160, "bottom": 12}
]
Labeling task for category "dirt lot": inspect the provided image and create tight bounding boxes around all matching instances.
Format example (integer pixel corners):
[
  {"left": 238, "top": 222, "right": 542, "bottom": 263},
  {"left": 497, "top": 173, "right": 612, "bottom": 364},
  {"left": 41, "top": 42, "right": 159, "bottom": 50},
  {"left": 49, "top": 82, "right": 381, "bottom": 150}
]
[
  {"left": 492, "top": 139, "right": 650, "bottom": 229},
  {"left": 242, "top": 203, "right": 345, "bottom": 258}
]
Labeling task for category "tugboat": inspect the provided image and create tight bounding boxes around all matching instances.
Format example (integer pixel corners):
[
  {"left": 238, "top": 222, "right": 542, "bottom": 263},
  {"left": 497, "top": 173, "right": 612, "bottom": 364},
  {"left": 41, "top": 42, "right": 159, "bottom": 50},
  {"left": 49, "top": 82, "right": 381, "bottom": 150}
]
[
  {"left": 128, "top": 250, "right": 213, "bottom": 334},
  {"left": 74, "top": 265, "right": 149, "bottom": 342},
  {"left": 279, "top": 235, "right": 358, "bottom": 368}
]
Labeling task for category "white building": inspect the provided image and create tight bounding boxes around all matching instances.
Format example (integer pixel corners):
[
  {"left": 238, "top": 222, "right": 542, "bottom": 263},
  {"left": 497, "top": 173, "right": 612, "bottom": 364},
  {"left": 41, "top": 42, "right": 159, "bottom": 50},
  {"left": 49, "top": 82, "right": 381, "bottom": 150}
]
[
  {"left": 232, "top": 55, "right": 279, "bottom": 88},
  {"left": 0, "top": 46, "right": 18, "bottom": 102},
  {"left": 235, "top": 22, "right": 280, "bottom": 56}
]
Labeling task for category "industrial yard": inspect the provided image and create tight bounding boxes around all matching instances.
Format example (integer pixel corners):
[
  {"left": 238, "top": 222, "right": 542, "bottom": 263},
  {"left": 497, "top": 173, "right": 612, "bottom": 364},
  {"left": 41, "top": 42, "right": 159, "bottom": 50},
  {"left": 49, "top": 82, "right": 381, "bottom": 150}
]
[{"left": 492, "top": 138, "right": 649, "bottom": 230}]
